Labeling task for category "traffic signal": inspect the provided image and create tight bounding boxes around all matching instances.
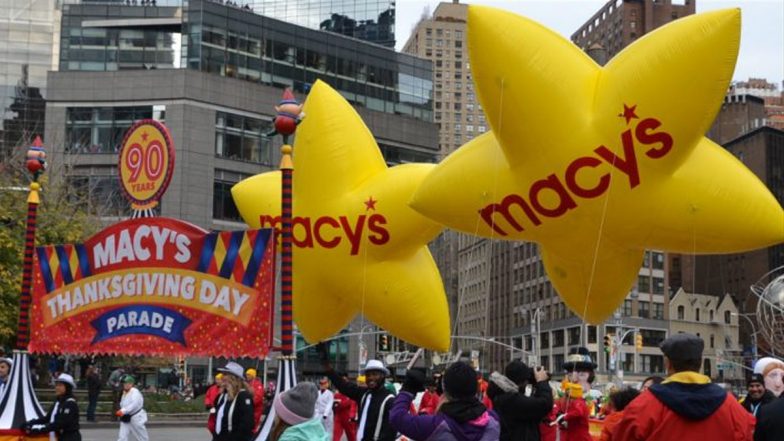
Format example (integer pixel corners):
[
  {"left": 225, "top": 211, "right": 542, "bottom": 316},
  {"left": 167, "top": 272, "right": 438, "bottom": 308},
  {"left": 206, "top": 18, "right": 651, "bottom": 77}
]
[
  {"left": 378, "top": 333, "right": 390, "bottom": 352},
  {"left": 603, "top": 334, "right": 613, "bottom": 353},
  {"left": 635, "top": 333, "right": 644, "bottom": 350}
]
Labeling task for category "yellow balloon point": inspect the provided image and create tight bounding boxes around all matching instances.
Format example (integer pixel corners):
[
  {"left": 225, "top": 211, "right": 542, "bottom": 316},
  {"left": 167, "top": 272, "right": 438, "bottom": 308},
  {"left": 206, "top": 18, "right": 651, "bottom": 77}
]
[
  {"left": 410, "top": 7, "right": 784, "bottom": 324},
  {"left": 232, "top": 80, "right": 450, "bottom": 350}
]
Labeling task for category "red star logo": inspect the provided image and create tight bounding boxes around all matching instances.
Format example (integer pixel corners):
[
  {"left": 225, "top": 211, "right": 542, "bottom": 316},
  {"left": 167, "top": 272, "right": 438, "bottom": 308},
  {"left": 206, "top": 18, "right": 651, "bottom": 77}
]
[
  {"left": 141, "top": 132, "right": 149, "bottom": 141},
  {"left": 618, "top": 104, "right": 639, "bottom": 125},
  {"left": 364, "top": 197, "right": 377, "bottom": 211}
]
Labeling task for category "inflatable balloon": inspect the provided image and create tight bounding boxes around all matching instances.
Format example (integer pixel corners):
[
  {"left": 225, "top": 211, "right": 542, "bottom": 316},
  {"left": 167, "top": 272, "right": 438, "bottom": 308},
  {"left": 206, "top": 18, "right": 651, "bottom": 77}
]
[
  {"left": 410, "top": 7, "right": 784, "bottom": 323},
  {"left": 232, "top": 80, "right": 449, "bottom": 350}
]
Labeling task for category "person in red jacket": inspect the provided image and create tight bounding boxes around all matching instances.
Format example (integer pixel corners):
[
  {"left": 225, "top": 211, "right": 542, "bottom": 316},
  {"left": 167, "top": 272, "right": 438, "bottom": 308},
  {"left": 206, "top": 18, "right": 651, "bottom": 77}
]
[
  {"left": 332, "top": 374, "right": 358, "bottom": 441},
  {"left": 204, "top": 373, "right": 223, "bottom": 410},
  {"left": 614, "top": 333, "right": 755, "bottom": 441},
  {"left": 246, "top": 368, "right": 265, "bottom": 432},
  {"left": 418, "top": 381, "right": 440, "bottom": 415},
  {"left": 556, "top": 382, "right": 592, "bottom": 441}
]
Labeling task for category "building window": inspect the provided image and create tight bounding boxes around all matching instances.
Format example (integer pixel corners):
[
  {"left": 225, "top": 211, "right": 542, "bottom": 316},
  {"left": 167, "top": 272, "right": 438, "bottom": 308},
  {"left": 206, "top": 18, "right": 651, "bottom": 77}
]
[
  {"left": 696, "top": 308, "right": 701, "bottom": 322},
  {"left": 652, "top": 277, "right": 665, "bottom": 295},
  {"left": 710, "top": 334, "right": 715, "bottom": 348},
  {"left": 639, "top": 301, "right": 650, "bottom": 318},
  {"left": 640, "top": 355, "right": 664, "bottom": 373},
  {"left": 540, "top": 332, "right": 550, "bottom": 348},
  {"left": 553, "top": 330, "right": 564, "bottom": 347},
  {"left": 215, "top": 112, "right": 273, "bottom": 164},
  {"left": 65, "top": 106, "right": 162, "bottom": 153},
  {"left": 653, "top": 303, "right": 664, "bottom": 320},
  {"left": 677, "top": 305, "right": 685, "bottom": 320},
  {"left": 588, "top": 326, "right": 597, "bottom": 344},
  {"left": 641, "top": 329, "right": 666, "bottom": 347},
  {"left": 709, "top": 310, "right": 714, "bottom": 322},
  {"left": 652, "top": 252, "right": 664, "bottom": 269},
  {"left": 568, "top": 327, "right": 580, "bottom": 345},
  {"left": 724, "top": 310, "right": 731, "bottom": 324},
  {"left": 638, "top": 275, "right": 650, "bottom": 293},
  {"left": 213, "top": 180, "right": 242, "bottom": 221},
  {"left": 623, "top": 299, "right": 633, "bottom": 316},
  {"left": 554, "top": 354, "right": 564, "bottom": 370}
]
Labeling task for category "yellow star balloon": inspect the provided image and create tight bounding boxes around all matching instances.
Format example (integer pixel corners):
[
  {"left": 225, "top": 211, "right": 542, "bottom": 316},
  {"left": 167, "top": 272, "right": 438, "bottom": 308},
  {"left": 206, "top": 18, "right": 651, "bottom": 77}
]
[
  {"left": 232, "top": 80, "right": 450, "bottom": 350},
  {"left": 410, "top": 7, "right": 784, "bottom": 323}
]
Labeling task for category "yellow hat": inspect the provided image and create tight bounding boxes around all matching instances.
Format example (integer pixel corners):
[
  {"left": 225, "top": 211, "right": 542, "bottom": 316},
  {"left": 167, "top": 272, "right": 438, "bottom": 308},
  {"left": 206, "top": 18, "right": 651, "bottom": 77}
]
[
  {"left": 216, "top": 373, "right": 223, "bottom": 380},
  {"left": 566, "top": 382, "right": 583, "bottom": 399},
  {"left": 357, "top": 375, "right": 366, "bottom": 385},
  {"left": 246, "top": 368, "right": 257, "bottom": 378}
]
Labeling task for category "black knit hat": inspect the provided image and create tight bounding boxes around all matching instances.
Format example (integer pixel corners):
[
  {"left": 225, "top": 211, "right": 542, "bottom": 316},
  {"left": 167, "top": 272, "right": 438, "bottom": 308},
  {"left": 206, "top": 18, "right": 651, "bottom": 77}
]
[
  {"left": 749, "top": 373, "right": 765, "bottom": 386},
  {"left": 563, "top": 347, "right": 597, "bottom": 371},
  {"left": 505, "top": 360, "right": 532, "bottom": 385},
  {"left": 443, "top": 361, "right": 478, "bottom": 400}
]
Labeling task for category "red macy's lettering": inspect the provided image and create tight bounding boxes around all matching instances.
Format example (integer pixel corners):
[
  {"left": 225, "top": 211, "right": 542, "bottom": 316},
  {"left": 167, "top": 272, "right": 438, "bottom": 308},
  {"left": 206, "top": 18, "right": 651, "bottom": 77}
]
[
  {"left": 259, "top": 214, "right": 390, "bottom": 255},
  {"left": 480, "top": 117, "right": 673, "bottom": 236}
]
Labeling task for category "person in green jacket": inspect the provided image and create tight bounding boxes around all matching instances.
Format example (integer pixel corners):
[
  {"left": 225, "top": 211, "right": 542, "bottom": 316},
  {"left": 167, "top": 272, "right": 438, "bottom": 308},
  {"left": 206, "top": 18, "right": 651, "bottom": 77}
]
[{"left": 270, "top": 382, "right": 330, "bottom": 441}]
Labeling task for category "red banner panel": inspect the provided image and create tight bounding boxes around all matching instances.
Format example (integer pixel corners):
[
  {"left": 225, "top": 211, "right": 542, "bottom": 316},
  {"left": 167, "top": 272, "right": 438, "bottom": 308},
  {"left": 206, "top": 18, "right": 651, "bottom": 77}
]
[{"left": 29, "top": 217, "right": 275, "bottom": 357}]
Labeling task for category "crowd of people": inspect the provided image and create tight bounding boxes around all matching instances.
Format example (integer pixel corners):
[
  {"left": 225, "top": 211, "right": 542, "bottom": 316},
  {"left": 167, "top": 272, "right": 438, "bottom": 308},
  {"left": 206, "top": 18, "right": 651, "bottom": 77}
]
[{"left": 5, "top": 331, "right": 784, "bottom": 440}]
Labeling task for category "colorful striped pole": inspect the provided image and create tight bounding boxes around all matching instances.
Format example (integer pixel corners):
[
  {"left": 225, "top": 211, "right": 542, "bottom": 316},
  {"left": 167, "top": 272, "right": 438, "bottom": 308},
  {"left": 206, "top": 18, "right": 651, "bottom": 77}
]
[
  {"left": 280, "top": 144, "right": 294, "bottom": 355},
  {"left": 17, "top": 136, "right": 46, "bottom": 350},
  {"left": 15, "top": 184, "right": 39, "bottom": 350}
]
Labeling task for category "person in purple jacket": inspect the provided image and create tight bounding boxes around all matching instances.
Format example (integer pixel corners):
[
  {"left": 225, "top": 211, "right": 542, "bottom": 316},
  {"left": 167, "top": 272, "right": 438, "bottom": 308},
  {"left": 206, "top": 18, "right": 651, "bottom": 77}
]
[{"left": 390, "top": 361, "right": 501, "bottom": 441}]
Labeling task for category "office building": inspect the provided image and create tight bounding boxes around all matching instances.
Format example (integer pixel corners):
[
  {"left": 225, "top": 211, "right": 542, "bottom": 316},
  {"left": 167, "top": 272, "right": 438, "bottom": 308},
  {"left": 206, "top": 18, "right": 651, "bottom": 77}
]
[
  {"left": 46, "top": 0, "right": 437, "bottom": 378},
  {"left": 0, "top": 0, "right": 61, "bottom": 158},
  {"left": 571, "top": 0, "right": 695, "bottom": 59},
  {"left": 402, "top": 1, "right": 485, "bottom": 362},
  {"left": 251, "top": 0, "right": 395, "bottom": 47}
]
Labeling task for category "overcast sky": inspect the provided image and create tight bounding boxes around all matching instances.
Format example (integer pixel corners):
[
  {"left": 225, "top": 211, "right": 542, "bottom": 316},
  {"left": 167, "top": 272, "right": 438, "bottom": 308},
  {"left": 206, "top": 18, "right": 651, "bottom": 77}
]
[{"left": 395, "top": 0, "right": 784, "bottom": 86}]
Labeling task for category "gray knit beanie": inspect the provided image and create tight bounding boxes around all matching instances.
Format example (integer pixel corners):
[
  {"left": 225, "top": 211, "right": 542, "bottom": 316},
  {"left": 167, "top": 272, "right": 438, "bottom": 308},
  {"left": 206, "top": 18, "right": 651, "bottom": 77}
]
[{"left": 274, "top": 382, "right": 318, "bottom": 425}]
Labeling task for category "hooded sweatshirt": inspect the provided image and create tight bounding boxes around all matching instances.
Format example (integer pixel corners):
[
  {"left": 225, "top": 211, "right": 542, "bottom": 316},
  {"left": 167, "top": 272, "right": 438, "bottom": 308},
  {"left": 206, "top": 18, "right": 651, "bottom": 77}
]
[
  {"left": 278, "top": 417, "right": 331, "bottom": 441},
  {"left": 613, "top": 372, "right": 755, "bottom": 441},
  {"left": 390, "top": 391, "right": 500, "bottom": 441}
]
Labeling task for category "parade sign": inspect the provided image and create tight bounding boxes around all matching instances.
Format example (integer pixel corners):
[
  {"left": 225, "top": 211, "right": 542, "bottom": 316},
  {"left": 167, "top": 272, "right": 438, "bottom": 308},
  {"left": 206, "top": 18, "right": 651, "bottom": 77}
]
[
  {"left": 29, "top": 217, "right": 275, "bottom": 357},
  {"left": 118, "top": 119, "right": 174, "bottom": 210}
]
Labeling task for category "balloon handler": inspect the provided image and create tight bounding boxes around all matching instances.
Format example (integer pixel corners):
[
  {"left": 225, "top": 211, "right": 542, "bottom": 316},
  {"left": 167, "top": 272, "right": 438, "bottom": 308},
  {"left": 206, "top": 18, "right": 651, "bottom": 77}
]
[{"left": 266, "top": 89, "right": 305, "bottom": 144}]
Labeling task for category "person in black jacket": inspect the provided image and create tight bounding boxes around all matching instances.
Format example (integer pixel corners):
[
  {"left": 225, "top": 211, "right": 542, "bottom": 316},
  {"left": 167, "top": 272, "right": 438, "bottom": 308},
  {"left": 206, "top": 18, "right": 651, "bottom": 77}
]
[
  {"left": 755, "top": 393, "right": 784, "bottom": 441},
  {"left": 319, "top": 343, "right": 396, "bottom": 441},
  {"left": 23, "top": 373, "right": 81, "bottom": 441},
  {"left": 487, "top": 360, "right": 552, "bottom": 441},
  {"left": 741, "top": 373, "right": 776, "bottom": 417},
  {"left": 86, "top": 365, "right": 101, "bottom": 422},
  {"left": 214, "top": 362, "right": 255, "bottom": 441}
]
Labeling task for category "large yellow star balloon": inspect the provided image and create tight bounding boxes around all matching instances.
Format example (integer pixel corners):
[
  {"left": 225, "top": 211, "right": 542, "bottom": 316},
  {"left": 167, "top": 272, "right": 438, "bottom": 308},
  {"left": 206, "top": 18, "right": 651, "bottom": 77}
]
[
  {"left": 410, "top": 7, "right": 784, "bottom": 323},
  {"left": 232, "top": 80, "right": 450, "bottom": 350}
]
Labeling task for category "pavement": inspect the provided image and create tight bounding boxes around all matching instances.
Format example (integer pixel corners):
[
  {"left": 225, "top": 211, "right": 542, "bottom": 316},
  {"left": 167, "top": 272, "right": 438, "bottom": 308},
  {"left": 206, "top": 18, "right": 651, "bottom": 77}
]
[
  {"left": 80, "top": 417, "right": 206, "bottom": 429},
  {"left": 81, "top": 426, "right": 208, "bottom": 441}
]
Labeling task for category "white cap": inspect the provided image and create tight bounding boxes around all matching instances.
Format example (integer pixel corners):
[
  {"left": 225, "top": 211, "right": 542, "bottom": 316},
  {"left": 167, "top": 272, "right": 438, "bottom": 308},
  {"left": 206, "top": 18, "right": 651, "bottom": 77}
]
[
  {"left": 361, "top": 360, "right": 389, "bottom": 376},
  {"left": 55, "top": 373, "right": 76, "bottom": 388},
  {"left": 0, "top": 358, "right": 12, "bottom": 367}
]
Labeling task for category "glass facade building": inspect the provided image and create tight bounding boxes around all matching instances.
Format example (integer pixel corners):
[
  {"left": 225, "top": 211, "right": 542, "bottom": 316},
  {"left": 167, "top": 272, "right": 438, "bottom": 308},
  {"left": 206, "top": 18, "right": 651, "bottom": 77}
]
[
  {"left": 0, "top": 0, "right": 60, "bottom": 157},
  {"left": 59, "top": 0, "right": 431, "bottom": 121},
  {"left": 252, "top": 0, "right": 395, "bottom": 47}
]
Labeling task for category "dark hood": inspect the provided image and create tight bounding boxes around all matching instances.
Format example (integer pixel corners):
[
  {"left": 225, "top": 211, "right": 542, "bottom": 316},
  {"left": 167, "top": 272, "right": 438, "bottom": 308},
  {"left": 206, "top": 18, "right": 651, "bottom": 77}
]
[{"left": 649, "top": 382, "right": 728, "bottom": 420}]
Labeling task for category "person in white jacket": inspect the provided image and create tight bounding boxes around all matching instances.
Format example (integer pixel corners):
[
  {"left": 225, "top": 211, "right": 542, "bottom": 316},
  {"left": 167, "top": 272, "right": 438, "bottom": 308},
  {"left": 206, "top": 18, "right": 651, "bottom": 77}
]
[
  {"left": 315, "top": 377, "right": 334, "bottom": 434},
  {"left": 115, "top": 375, "right": 148, "bottom": 441}
]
